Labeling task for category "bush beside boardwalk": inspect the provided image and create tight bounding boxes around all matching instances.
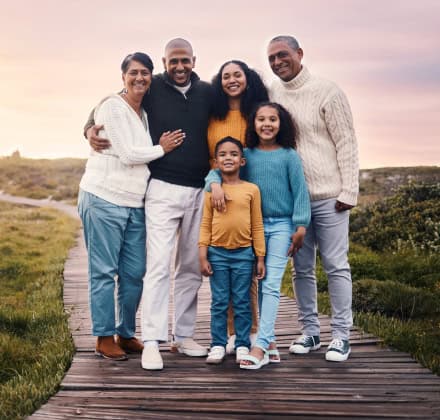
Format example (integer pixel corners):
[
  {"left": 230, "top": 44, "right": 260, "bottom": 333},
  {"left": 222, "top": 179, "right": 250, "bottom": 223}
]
[
  {"left": 0, "top": 202, "right": 79, "bottom": 420},
  {"left": 282, "top": 182, "right": 440, "bottom": 375}
]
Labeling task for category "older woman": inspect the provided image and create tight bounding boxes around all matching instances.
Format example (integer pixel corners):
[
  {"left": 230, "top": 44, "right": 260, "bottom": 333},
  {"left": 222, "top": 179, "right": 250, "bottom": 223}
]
[
  {"left": 206, "top": 60, "right": 268, "bottom": 362},
  {"left": 78, "top": 52, "right": 184, "bottom": 361}
]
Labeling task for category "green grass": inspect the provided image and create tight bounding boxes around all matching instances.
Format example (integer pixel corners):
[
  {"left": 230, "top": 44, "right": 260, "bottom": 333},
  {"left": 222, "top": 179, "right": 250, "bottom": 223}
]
[{"left": 0, "top": 201, "right": 79, "bottom": 420}]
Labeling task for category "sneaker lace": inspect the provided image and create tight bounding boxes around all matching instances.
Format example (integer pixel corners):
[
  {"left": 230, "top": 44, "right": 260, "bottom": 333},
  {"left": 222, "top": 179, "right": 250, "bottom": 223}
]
[
  {"left": 296, "top": 334, "right": 312, "bottom": 345},
  {"left": 330, "top": 338, "right": 344, "bottom": 350}
]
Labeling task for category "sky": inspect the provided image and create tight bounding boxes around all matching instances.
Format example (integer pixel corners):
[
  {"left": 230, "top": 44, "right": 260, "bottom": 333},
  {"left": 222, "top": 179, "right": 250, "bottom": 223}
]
[{"left": 0, "top": 0, "right": 439, "bottom": 169}]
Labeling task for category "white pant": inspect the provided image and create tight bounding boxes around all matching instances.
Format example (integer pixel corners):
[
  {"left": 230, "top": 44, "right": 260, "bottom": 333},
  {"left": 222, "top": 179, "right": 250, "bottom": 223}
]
[{"left": 141, "top": 179, "right": 204, "bottom": 342}]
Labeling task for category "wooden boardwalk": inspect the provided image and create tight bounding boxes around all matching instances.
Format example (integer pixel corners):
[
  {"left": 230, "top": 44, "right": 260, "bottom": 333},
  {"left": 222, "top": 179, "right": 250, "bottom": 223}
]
[
  {"left": 25, "top": 228, "right": 439, "bottom": 419},
  {"left": 3, "top": 194, "right": 438, "bottom": 419}
]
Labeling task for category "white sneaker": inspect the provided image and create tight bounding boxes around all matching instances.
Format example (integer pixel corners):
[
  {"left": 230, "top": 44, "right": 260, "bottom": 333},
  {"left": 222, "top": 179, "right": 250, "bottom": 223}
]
[
  {"left": 206, "top": 346, "right": 226, "bottom": 364},
  {"left": 325, "top": 338, "right": 351, "bottom": 362},
  {"left": 226, "top": 335, "right": 236, "bottom": 355},
  {"left": 141, "top": 345, "right": 163, "bottom": 370},
  {"left": 236, "top": 346, "right": 249, "bottom": 364},
  {"left": 171, "top": 337, "right": 208, "bottom": 357}
]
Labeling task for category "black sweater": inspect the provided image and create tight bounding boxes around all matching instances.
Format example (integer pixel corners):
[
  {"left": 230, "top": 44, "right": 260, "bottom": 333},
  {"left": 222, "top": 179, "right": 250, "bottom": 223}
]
[{"left": 142, "top": 72, "right": 212, "bottom": 188}]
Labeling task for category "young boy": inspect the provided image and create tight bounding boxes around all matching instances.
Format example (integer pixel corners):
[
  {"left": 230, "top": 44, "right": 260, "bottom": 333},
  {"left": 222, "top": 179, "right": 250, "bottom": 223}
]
[{"left": 198, "top": 136, "right": 266, "bottom": 364}]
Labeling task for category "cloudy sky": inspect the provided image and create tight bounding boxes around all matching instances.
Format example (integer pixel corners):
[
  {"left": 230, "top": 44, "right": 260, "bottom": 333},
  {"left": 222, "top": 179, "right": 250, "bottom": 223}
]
[{"left": 1, "top": 0, "right": 439, "bottom": 168}]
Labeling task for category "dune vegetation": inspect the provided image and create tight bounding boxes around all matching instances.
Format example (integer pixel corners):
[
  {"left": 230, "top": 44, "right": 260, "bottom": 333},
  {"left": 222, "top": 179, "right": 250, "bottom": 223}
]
[{"left": 0, "top": 202, "right": 79, "bottom": 420}]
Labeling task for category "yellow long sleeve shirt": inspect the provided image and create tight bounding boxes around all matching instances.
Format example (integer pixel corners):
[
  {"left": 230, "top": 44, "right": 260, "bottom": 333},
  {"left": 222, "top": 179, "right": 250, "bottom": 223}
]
[
  {"left": 198, "top": 181, "right": 265, "bottom": 257},
  {"left": 207, "top": 110, "right": 247, "bottom": 168}
]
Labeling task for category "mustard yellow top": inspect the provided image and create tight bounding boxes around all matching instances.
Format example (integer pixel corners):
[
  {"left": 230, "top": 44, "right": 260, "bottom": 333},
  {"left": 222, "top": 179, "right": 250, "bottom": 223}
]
[
  {"left": 198, "top": 182, "right": 266, "bottom": 257},
  {"left": 207, "top": 110, "right": 247, "bottom": 168}
]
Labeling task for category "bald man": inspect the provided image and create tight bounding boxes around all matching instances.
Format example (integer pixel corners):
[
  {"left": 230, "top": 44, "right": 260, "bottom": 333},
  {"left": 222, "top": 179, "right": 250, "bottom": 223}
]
[{"left": 86, "top": 38, "right": 212, "bottom": 370}]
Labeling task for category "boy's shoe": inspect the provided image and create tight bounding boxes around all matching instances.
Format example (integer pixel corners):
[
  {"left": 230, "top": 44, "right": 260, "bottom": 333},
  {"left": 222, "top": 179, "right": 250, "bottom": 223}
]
[
  {"left": 289, "top": 334, "right": 321, "bottom": 354},
  {"left": 226, "top": 335, "right": 236, "bottom": 355},
  {"left": 235, "top": 346, "right": 249, "bottom": 364},
  {"left": 95, "top": 336, "right": 127, "bottom": 361},
  {"left": 170, "top": 337, "right": 208, "bottom": 357},
  {"left": 206, "top": 346, "right": 226, "bottom": 364},
  {"left": 325, "top": 338, "right": 351, "bottom": 362},
  {"left": 115, "top": 336, "right": 144, "bottom": 354}
]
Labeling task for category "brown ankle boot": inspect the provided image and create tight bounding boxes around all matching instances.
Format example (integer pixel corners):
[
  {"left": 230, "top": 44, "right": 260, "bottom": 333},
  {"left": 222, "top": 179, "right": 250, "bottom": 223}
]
[
  {"left": 115, "top": 336, "right": 144, "bottom": 354},
  {"left": 95, "top": 336, "right": 127, "bottom": 361}
]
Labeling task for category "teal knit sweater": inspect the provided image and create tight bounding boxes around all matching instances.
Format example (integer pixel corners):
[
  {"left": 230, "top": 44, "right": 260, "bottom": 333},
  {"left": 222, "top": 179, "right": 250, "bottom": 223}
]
[{"left": 205, "top": 147, "right": 311, "bottom": 230}]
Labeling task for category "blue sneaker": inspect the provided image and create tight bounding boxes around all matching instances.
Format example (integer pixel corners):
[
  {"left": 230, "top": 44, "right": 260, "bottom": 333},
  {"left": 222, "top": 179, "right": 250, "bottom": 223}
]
[
  {"left": 325, "top": 338, "right": 351, "bottom": 362},
  {"left": 289, "top": 334, "right": 321, "bottom": 354}
]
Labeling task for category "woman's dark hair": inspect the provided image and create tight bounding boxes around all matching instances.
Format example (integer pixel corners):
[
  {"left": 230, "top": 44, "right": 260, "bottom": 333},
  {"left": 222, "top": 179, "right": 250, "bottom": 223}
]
[
  {"left": 211, "top": 60, "right": 269, "bottom": 120},
  {"left": 121, "top": 52, "right": 154, "bottom": 73},
  {"left": 214, "top": 136, "right": 244, "bottom": 157},
  {"left": 245, "top": 102, "right": 297, "bottom": 149}
]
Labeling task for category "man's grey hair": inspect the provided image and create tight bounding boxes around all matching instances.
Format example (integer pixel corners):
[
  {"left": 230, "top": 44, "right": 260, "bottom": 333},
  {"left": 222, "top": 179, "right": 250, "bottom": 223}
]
[{"left": 270, "top": 35, "right": 300, "bottom": 50}]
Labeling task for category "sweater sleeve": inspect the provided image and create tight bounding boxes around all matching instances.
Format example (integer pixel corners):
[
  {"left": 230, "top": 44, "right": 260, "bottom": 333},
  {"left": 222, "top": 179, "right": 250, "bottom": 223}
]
[
  {"left": 98, "top": 99, "right": 164, "bottom": 166},
  {"left": 204, "top": 168, "right": 222, "bottom": 192},
  {"left": 198, "top": 192, "right": 213, "bottom": 247},
  {"left": 288, "top": 151, "right": 311, "bottom": 229},
  {"left": 323, "top": 86, "right": 359, "bottom": 206},
  {"left": 250, "top": 186, "right": 266, "bottom": 257}
]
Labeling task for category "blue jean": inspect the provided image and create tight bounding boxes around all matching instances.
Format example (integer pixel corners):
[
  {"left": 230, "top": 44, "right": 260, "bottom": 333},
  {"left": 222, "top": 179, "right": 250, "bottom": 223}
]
[
  {"left": 78, "top": 190, "right": 146, "bottom": 337},
  {"left": 293, "top": 198, "right": 352, "bottom": 340},
  {"left": 255, "top": 217, "right": 293, "bottom": 350},
  {"left": 208, "top": 246, "right": 254, "bottom": 348}
]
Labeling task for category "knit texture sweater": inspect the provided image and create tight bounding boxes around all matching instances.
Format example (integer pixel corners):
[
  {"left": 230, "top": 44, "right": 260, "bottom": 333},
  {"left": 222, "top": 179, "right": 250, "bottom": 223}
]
[
  {"left": 207, "top": 110, "right": 247, "bottom": 168},
  {"left": 80, "top": 94, "right": 164, "bottom": 208},
  {"left": 206, "top": 147, "right": 311, "bottom": 231},
  {"left": 269, "top": 66, "right": 359, "bottom": 206},
  {"left": 199, "top": 182, "right": 266, "bottom": 256},
  {"left": 142, "top": 72, "right": 212, "bottom": 188}
]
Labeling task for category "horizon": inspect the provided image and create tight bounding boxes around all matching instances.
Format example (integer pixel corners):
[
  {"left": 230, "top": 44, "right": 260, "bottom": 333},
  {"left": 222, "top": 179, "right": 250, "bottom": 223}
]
[
  {"left": 1, "top": 0, "right": 439, "bottom": 168},
  {"left": 1, "top": 152, "right": 439, "bottom": 172}
]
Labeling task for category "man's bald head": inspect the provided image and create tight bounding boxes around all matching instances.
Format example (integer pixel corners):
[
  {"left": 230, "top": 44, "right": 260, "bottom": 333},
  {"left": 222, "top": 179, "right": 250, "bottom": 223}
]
[
  {"left": 164, "top": 38, "right": 193, "bottom": 56},
  {"left": 163, "top": 38, "right": 196, "bottom": 86}
]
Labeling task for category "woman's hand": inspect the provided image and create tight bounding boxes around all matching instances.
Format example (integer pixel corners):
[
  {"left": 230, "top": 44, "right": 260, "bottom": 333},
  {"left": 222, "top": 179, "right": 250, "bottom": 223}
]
[
  {"left": 159, "top": 129, "right": 186, "bottom": 153},
  {"left": 211, "top": 183, "right": 228, "bottom": 212},
  {"left": 287, "top": 226, "right": 306, "bottom": 256}
]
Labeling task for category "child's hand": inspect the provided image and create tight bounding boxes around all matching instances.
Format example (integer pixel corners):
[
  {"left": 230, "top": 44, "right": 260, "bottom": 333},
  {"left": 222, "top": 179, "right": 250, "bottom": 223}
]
[
  {"left": 287, "top": 226, "right": 306, "bottom": 256},
  {"left": 255, "top": 257, "right": 266, "bottom": 280},
  {"left": 200, "top": 258, "right": 213, "bottom": 277},
  {"left": 211, "top": 183, "right": 228, "bottom": 212}
]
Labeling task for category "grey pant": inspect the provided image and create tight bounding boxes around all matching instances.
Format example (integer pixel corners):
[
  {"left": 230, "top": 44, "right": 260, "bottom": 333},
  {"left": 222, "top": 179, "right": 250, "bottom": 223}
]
[
  {"left": 293, "top": 198, "right": 352, "bottom": 340},
  {"left": 141, "top": 179, "right": 204, "bottom": 342}
]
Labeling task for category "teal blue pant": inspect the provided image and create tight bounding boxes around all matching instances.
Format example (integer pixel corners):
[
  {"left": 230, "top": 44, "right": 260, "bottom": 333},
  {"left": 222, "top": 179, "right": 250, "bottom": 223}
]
[
  {"left": 208, "top": 246, "right": 254, "bottom": 349},
  {"left": 78, "top": 190, "right": 146, "bottom": 338}
]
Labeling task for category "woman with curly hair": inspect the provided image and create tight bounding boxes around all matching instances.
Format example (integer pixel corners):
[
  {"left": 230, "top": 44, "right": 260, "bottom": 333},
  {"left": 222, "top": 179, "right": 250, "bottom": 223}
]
[{"left": 206, "top": 60, "right": 268, "bottom": 361}]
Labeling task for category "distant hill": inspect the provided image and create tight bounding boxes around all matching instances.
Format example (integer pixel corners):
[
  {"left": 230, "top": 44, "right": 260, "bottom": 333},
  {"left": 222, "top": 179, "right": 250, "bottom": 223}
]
[
  {"left": 0, "top": 156, "right": 439, "bottom": 205},
  {"left": 0, "top": 156, "right": 86, "bottom": 201},
  {"left": 358, "top": 166, "right": 440, "bottom": 205}
]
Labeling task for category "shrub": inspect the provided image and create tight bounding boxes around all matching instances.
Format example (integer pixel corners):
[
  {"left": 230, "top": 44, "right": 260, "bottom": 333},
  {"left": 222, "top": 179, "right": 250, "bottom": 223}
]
[{"left": 353, "top": 278, "right": 440, "bottom": 319}]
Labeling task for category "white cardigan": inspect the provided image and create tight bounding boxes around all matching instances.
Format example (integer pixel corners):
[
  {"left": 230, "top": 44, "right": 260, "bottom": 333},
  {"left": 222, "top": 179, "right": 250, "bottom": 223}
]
[{"left": 80, "top": 94, "right": 164, "bottom": 207}]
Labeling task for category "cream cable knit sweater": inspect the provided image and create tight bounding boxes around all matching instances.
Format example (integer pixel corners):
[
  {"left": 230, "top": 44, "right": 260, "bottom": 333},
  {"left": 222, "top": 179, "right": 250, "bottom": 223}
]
[
  {"left": 80, "top": 94, "right": 164, "bottom": 208},
  {"left": 269, "top": 66, "right": 359, "bottom": 206}
]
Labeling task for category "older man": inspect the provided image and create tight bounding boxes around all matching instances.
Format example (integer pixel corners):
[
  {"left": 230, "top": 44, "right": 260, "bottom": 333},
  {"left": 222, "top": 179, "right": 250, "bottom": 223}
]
[
  {"left": 267, "top": 35, "right": 359, "bottom": 361},
  {"left": 86, "top": 38, "right": 212, "bottom": 370}
]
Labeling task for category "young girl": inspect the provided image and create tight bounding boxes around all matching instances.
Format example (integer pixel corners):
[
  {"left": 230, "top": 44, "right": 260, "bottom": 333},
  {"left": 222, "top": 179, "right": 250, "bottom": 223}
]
[{"left": 206, "top": 102, "right": 311, "bottom": 369}]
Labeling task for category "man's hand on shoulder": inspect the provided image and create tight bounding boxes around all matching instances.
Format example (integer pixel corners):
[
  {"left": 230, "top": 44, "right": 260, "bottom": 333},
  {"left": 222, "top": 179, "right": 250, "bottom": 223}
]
[{"left": 87, "top": 125, "right": 110, "bottom": 152}]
